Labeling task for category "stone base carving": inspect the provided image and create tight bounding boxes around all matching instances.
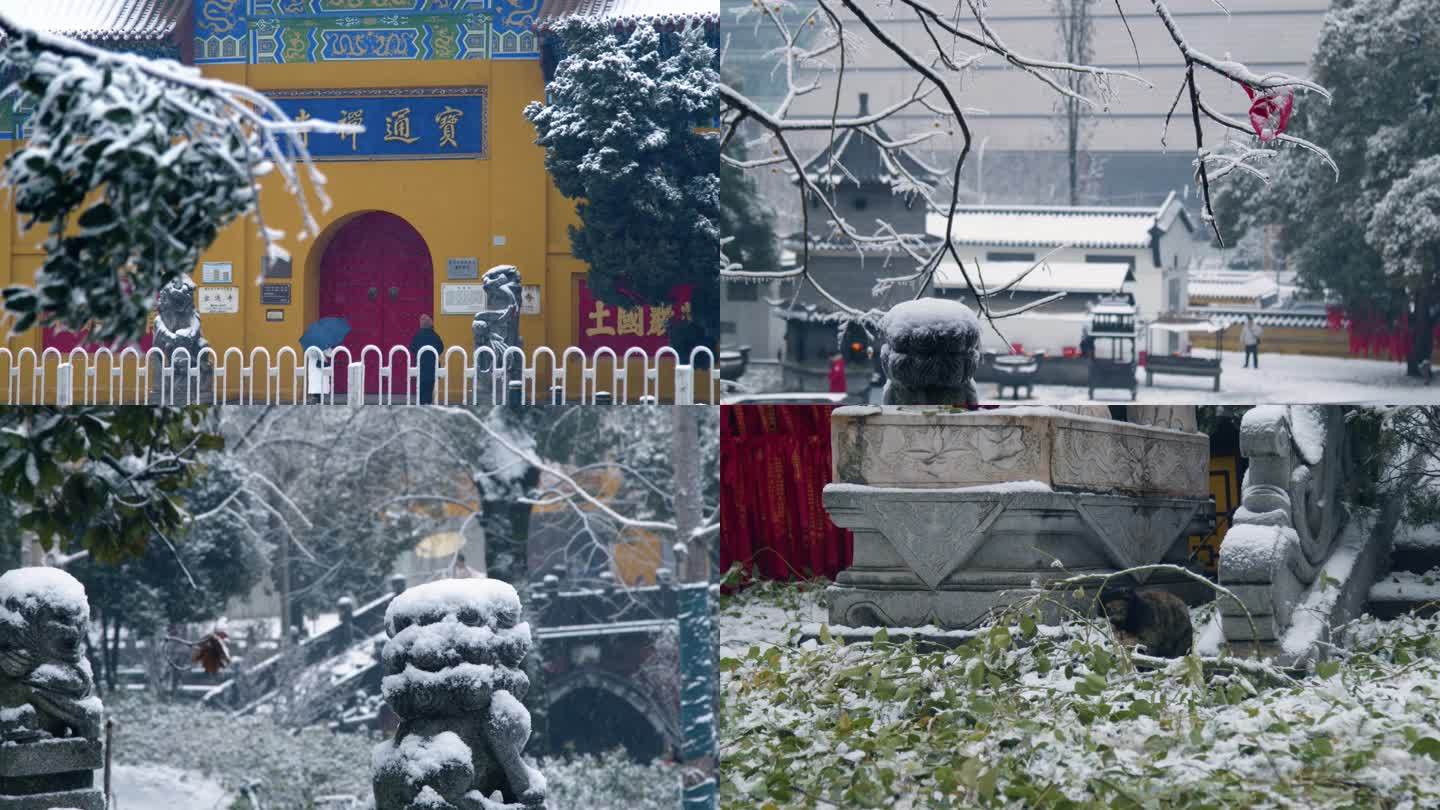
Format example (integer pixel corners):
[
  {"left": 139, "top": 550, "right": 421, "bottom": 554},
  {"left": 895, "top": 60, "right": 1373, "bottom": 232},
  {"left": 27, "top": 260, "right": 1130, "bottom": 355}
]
[
  {"left": 826, "top": 487, "right": 1212, "bottom": 628},
  {"left": 831, "top": 406, "right": 1210, "bottom": 497},
  {"left": 0, "top": 738, "right": 104, "bottom": 810}
]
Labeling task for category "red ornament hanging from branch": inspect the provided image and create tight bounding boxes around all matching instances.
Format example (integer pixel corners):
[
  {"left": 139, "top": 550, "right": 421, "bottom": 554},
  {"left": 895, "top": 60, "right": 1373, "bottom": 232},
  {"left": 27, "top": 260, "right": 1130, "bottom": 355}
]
[{"left": 1241, "top": 84, "right": 1295, "bottom": 142}]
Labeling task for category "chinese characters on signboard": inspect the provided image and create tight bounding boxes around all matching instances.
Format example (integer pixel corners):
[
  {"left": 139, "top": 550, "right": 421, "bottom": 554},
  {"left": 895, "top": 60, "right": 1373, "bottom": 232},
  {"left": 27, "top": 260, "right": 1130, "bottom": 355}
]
[
  {"left": 577, "top": 279, "right": 692, "bottom": 354},
  {"left": 198, "top": 287, "right": 239, "bottom": 314},
  {"left": 269, "top": 87, "right": 487, "bottom": 161}
]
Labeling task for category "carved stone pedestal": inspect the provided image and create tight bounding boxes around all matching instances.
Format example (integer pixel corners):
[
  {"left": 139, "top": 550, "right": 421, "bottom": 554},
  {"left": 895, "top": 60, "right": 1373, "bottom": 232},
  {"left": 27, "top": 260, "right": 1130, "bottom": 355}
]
[
  {"left": 0, "top": 738, "right": 105, "bottom": 810},
  {"left": 825, "top": 407, "right": 1213, "bottom": 628}
]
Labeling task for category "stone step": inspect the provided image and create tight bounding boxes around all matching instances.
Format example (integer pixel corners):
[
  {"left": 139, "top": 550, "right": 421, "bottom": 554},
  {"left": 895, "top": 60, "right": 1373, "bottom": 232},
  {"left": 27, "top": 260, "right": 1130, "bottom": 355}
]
[
  {"left": 1367, "top": 568, "right": 1440, "bottom": 620},
  {"left": 1390, "top": 525, "right": 1440, "bottom": 575}
]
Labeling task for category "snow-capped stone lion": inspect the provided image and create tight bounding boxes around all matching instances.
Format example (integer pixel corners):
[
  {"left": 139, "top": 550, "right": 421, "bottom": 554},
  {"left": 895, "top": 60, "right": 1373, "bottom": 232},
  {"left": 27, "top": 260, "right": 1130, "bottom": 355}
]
[
  {"left": 879, "top": 298, "right": 981, "bottom": 407},
  {"left": 0, "top": 567, "right": 103, "bottom": 744},
  {"left": 372, "top": 578, "right": 546, "bottom": 810}
]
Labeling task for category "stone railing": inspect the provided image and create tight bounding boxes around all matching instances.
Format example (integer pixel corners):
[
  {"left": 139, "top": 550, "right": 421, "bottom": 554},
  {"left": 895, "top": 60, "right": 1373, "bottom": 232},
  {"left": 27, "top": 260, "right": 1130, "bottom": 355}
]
[
  {"left": 203, "top": 577, "right": 406, "bottom": 712},
  {"left": 1216, "top": 405, "right": 1374, "bottom": 658}
]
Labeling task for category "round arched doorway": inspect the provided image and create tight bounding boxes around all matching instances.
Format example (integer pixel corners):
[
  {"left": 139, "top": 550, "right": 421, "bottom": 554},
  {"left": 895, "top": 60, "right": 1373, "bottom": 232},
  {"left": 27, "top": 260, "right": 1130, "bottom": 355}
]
[
  {"left": 547, "top": 671, "right": 677, "bottom": 761},
  {"left": 316, "top": 211, "right": 433, "bottom": 395}
]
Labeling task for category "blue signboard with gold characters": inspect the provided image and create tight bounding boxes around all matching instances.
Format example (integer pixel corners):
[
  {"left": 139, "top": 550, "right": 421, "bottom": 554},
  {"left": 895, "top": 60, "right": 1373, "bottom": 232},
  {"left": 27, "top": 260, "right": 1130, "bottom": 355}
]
[{"left": 269, "top": 87, "right": 487, "bottom": 161}]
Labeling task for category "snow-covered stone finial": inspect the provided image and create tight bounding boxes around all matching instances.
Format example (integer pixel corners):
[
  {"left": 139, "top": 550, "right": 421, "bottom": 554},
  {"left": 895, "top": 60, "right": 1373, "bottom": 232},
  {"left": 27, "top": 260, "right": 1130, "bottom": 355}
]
[
  {"left": 878, "top": 297, "right": 981, "bottom": 407},
  {"left": 372, "top": 578, "right": 546, "bottom": 810},
  {"left": 0, "top": 566, "right": 103, "bottom": 744}
]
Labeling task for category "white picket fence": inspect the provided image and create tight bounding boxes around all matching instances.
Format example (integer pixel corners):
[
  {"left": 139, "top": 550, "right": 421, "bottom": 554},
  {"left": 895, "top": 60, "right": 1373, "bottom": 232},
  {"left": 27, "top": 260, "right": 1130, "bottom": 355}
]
[{"left": 0, "top": 345, "right": 718, "bottom": 405}]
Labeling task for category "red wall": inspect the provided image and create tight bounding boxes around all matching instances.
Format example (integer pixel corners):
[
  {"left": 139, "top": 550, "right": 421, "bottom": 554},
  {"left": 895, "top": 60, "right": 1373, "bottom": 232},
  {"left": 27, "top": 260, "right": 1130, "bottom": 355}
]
[{"left": 720, "top": 405, "right": 853, "bottom": 582}]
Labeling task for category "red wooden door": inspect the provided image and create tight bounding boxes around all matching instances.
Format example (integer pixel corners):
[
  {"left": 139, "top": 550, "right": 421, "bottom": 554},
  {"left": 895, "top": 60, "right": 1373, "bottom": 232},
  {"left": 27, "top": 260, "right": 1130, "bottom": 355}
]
[{"left": 318, "top": 212, "right": 434, "bottom": 395}]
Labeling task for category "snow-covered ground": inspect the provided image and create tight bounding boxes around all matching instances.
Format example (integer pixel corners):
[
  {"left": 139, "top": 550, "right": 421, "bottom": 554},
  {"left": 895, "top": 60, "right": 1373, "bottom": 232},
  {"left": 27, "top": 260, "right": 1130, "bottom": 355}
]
[
  {"left": 721, "top": 582, "right": 1440, "bottom": 809},
  {"left": 106, "top": 764, "right": 229, "bottom": 810},
  {"left": 736, "top": 350, "right": 1439, "bottom": 403},
  {"left": 1022, "top": 349, "right": 1438, "bottom": 404}
]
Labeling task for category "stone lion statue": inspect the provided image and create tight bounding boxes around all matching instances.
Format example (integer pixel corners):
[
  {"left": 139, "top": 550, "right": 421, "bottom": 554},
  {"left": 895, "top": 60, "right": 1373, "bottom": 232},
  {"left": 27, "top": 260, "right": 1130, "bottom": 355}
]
[
  {"left": 372, "top": 578, "right": 546, "bottom": 810},
  {"left": 472, "top": 265, "right": 523, "bottom": 360},
  {"left": 150, "top": 276, "right": 213, "bottom": 403},
  {"left": 0, "top": 567, "right": 103, "bottom": 744},
  {"left": 879, "top": 298, "right": 981, "bottom": 407}
]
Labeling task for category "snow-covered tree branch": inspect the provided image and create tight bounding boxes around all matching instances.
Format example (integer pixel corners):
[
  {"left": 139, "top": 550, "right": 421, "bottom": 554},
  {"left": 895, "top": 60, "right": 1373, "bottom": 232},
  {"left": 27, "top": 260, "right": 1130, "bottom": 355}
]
[
  {"left": 721, "top": 0, "right": 1334, "bottom": 341},
  {"left": 0, "top": 14, "right": 358, "bottom": 343}
]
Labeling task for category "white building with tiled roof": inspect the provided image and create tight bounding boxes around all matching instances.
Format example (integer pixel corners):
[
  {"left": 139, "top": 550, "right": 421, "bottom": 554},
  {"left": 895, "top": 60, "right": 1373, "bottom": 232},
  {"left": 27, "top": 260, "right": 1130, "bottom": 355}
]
[{"left": 929, "top": 191, "right": 1197, "bottom": 353}]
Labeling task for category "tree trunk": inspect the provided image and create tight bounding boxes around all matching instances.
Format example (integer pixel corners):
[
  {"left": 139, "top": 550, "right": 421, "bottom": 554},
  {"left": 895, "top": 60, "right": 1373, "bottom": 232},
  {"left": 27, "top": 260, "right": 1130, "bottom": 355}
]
[
  {"left": 673, "top": 408, "right": 704, "bottom": 582},
  {"left": 1067, "top": 98, "right": 1080, "bottom": 207},
  {"left": 673, "top": 408, "right": 715, "bottom": 808},
  {"left": 1408, "top": 275, "right": 1436, "bottom": 378},
  {"left": 106, "top": 620, "right": 121, "bottom": 693}
]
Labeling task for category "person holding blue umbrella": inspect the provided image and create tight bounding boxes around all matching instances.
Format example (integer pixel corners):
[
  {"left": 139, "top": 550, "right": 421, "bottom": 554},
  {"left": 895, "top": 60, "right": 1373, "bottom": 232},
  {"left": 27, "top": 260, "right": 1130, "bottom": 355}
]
[
  {"left": 300, "top": 316, "right": 350, "bottom": 402},
  {"left": 409, "top": 314, "right": 445, "bottom": 404}
]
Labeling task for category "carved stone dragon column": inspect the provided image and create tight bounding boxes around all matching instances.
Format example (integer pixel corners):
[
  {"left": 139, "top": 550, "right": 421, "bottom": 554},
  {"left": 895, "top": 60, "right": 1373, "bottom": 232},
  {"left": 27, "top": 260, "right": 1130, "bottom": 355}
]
[{"left": 1217, "top": 405, "right": 1348, "bottom": 643}]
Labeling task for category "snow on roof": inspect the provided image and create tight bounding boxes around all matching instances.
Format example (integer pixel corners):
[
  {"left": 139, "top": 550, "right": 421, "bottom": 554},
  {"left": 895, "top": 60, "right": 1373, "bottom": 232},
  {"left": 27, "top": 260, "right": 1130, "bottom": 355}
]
[
  {"left": 0, "top": 0, "right": 186, "bottom": 42},
  {"left": 799, "top": 126, "right": 941, "bottom": 188},
  {"left": 1186, "top": 307, "right": 1329, "bottom": 330},
  {"left": 1090, "top": 302, "right": 1137, "bottom": 315},
  {"left": 934, "top": 261, "right": 1132, "bottom": 295},
  {"left": 1147, "top": 316, "right": 1224, "bottom": 334},
  {"left": 1188, "top": 270, "right": 1281, "bottom": 301},
  {"left": 928, "top": 191, "right": 1193, "bottom": 249},
  {"left": 535, "top": 0, "right": 719, "bottom": 26}
]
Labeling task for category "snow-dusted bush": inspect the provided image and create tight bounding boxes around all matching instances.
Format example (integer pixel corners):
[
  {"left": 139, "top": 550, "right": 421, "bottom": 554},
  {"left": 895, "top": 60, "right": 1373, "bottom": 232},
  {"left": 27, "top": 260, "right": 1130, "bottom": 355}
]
[
  {"left": 105, "top": 692, "right": 375, "bottom": 807},
  {"left": 721, "top": 583, "right": 1440, "bottom": 809},
  {"left": 539, "top": 749, "right": 681, "bottom": 809}
]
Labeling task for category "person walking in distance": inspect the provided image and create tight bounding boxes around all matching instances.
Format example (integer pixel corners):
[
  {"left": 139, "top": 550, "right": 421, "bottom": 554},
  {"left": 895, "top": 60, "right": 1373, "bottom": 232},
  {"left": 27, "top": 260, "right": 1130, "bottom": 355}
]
[
  {"left": 1241, "top": 315, "right": 1263, "bottom": 369},
  {"left": 409, "top": 314, "right": 446, "bottom": 404},
  {"left": 828, "top": 352, "right": 847, "bottom": 396}
]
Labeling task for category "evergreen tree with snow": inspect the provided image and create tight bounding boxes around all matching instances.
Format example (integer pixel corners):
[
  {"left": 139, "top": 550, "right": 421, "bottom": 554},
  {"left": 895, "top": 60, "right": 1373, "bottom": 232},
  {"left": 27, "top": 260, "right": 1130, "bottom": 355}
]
[
  {"left": 1217, "top": 0, "right": 1440, "bottom": 376},
  {"left": 526, "top": 19, "right": 719, "bottom": 358}
]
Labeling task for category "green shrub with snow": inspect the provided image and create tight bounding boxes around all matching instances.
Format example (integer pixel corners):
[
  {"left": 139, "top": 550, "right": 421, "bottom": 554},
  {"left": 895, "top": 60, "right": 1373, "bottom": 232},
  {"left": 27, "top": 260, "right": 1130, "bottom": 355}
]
[
  {"left": 539, "top": 749, "right": 682, "bottom": 809},
  {"left": 106, "top": 693, "right": 678, "bottom": 809},
  {"left": 106, "top": 692, "right": 373, "bottom": 808},
  {"left": 721, "top": 582, "right": 1440, "bottom": 809}
]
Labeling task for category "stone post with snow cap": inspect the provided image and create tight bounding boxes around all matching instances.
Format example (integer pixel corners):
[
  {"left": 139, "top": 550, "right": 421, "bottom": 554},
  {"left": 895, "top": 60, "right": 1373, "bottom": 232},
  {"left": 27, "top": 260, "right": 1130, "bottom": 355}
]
[
  {"left": 0, "top": 567, "right": 106, "bottom": 810},
  {"left": 878, "top": 297, "right": 981, "bottom": 407},
  {"left": 372, "top": 577, "right": 546, "bottom": 810}
]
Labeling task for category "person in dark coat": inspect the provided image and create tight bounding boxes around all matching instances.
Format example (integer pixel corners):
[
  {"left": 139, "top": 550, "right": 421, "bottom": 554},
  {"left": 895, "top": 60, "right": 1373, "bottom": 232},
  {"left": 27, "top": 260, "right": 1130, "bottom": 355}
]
[{"left": 409, "top": 314, "right": 445, "bottom": 404}]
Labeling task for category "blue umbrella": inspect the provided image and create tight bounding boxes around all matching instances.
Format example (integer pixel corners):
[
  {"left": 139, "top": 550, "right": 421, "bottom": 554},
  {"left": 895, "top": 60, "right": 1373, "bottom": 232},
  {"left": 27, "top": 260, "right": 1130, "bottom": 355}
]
[{"left": 299, "top": 317, "right": 351, "bottom": 352}]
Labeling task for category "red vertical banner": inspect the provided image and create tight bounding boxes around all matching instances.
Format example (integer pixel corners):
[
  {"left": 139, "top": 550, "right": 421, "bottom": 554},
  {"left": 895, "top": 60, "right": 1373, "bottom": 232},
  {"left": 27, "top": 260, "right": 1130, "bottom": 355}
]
[
  {"left": 720, "top": 405, "right": 854, "bottom": 584},
  {"left": 576, "top": 279, "right": 692, "bottom": 354}
]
